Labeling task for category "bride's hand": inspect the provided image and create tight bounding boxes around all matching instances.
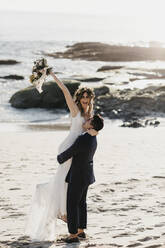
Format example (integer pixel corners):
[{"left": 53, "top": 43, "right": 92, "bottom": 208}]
[
  {"left": 39, "top": 67, "right": 47, "bottom": 74},
  {"left": 49, "top": 68, "right": 54, "bottom": 75},
  {"left": 40, "top": 67, "right": 53, "bottom": 76},
  {"left": 87, "top": 129, "right": 98, "bottom": 136}
]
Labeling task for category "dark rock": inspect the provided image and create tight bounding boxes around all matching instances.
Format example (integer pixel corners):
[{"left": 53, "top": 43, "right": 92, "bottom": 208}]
[
  {"left": 102, "top": 77, "right": 129, "bottom": 86},
  {"left": 0, "top": 75, "right": 24, "bottom": 80},
  {"left": 121, "top": 118, "right": 160, "bottom": 128},
  {"left": 45, "top": 42, "right": 165, "bottom": 62},
  {"left": 130, "top": 77, "right": 141, "bottom": 82},
  {"left": 0, "top": 59, "right": 20, "bottom": 65},
  {"left": 149, "top": 120, "right": 160, "bottom": 127},
  {"left": 94, "top": 85, "right": 165, "bottom": 120},
  {"left": 75, "top": 77, "right": 105, "bottom": 82},
  {"left": 9, "top": 81, "right": 80, "bottom": 109},
  {"left": 94, "top": 86, "right": 110, "bottom": 97},
  {"left": 143, "top": 245, "right": 161, "bottom": 248},
  {"left": 97, "top": 66, "right": 124, "bottom": 72},
  {"left": 10, "top": 83, "right": 110, "bottom": 109},
  {"left": 10, "top": 87, "right": 42, "bottom": 108},
  {"left": 121, "top": 120, "right": 144, "bottom": 128},
  {"left": 153, "top": 236, "right": 160, "bottom": 240},
  {"left": 62, "top": 76, "right": 104, "bottom": 83},
  {"left": 9, "top": 78, "right": 165, "bottom": 122}
]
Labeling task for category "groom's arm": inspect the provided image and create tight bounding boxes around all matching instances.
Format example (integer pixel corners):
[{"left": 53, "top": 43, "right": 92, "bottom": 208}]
[{"left": 57, "top": 136, "right": 82, "bottom": 164}]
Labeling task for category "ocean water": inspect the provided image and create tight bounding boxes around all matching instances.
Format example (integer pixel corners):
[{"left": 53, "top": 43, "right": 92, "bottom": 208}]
[
  {"left": 1, "top": 11, "right": 165, "bottom": 128},
  {"left": 0, "top": 40, "right": 108, "bottom": 125}
]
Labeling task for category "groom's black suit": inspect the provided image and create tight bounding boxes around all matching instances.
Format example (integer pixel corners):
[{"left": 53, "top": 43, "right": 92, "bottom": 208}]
[{"left": 57, "top": 132, "right": 97, "bottom": 234}]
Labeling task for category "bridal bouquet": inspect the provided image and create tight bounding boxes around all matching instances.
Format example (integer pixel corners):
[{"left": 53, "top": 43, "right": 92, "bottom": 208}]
[{"left": 29, "top": 58, "right": 52, "bottom": 93}]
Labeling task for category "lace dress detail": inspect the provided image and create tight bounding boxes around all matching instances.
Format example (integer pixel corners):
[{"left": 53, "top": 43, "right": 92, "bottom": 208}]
[{"left": 25, "top": 112, "right": 84, "bottom": 241}]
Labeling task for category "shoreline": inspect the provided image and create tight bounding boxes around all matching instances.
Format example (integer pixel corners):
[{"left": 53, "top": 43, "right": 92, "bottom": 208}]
[{"left": 0, "top": 116, "right": 165, "bottom": 133}]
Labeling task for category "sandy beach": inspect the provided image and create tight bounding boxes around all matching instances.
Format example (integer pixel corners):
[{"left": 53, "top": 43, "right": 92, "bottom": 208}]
[
  {"left": 0, "top": 121, "right": 165, "bottom": 248},
  {"left": 2, "top": 1, "right": 165, "bottom": 247}
]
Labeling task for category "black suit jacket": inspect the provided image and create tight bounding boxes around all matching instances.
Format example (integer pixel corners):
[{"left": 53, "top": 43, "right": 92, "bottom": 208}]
[{"left": 57, "top": 132, "right": 97, "bottom": 186}]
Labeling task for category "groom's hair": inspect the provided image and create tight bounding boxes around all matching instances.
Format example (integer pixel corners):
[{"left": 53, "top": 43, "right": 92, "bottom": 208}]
[{"left": 91, "top": 114, "right": 104, "bottom": 131}]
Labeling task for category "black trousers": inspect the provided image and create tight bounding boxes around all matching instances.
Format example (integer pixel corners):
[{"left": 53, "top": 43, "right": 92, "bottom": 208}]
[{"left": 67, "top": 182, "right": 88, "bottom": 234}]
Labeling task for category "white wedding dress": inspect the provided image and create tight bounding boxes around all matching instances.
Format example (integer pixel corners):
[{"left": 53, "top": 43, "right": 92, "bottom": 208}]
[{"left": 25, "top": 112, "right": 84, "bottom": 241}]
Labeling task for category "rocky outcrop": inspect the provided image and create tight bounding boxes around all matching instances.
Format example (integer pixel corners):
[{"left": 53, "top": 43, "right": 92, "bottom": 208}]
[
  {"left": 9, "top": 81, "right": 80, "bottom": 109},
  {"left": 0, "top": 60, "right": 20, "bottom": 65},
  {"left": 94, "top": 86, "right": 109, "bottom": 97},
  {"left": 9, "top": 78, "right": 165, "bottom": 122},
  {"left": 45, "top": 42, "right": 165, "bottom": 62},
  {"left": 120, "top": 119, "right": 160, "bottom": 128},
  {"left": 9, "top": 81, "right": 110, "bottom": 109},
  {"left": 94, "top": 86, "right": 165, "bottom": 120},
  {"left": 97, "top": 66, "right": 124, "bottom": 72},
  {"left": 0, "top": 75, "right": 24, "bottom": 80},
  {"left": 61, "top": 76, "right": 104, "bottom": 83},
  {"left": 72, "top": 76, "right": 105, "bottom": 82}
]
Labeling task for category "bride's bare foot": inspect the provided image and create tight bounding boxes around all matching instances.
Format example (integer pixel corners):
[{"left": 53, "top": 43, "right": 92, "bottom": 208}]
[
  {"left": 57, "top": 214, "right": 67, "bottom": 223},
  {"left": 77, "top": 229, "right": 86, "bottom": 239},
  {"left": 77, "top": 228, "right": 84, "bottom": 234}
]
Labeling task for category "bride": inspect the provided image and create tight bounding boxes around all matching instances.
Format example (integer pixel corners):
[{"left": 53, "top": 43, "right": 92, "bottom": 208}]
[{"left": 25, "top": 70, "right": 96, "bottom": 241}]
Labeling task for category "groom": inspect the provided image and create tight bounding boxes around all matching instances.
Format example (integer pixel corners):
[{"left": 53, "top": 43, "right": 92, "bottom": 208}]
[{"left": 57, "top": 114, "right": 104, "bottom": 243}]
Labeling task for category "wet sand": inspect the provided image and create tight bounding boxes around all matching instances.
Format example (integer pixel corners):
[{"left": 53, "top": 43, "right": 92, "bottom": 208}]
[{"left": 0, "top": 122, "right": 165, "bottom": 248}]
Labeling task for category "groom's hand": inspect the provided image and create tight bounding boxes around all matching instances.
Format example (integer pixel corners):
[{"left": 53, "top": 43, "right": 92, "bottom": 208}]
[{"left": 57, "top": 153, "right": 63, "bottom": 164}]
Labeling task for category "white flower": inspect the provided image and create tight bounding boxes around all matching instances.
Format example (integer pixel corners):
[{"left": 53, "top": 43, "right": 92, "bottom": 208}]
[{"left": 33, "top": 72, "right": 38, "bottom": 77}]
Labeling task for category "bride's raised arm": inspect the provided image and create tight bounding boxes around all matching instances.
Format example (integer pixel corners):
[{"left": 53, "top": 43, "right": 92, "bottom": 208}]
[{"left": 50, "top": 71, "right": 79, "bottom": 117}]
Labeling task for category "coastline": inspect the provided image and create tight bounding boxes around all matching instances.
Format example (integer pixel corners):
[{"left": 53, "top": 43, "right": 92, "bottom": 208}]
[{"left": 1, "top": 5, "right": 165, "bottom": 246}]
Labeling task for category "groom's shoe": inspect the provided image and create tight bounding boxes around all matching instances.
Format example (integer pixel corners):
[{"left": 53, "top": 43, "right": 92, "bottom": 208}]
[
  {"left": 77, "top": 231, "right": 86, "bottom": 239},
  {"left": 64, "top": 236, "right": 80, "bottom": 243}
]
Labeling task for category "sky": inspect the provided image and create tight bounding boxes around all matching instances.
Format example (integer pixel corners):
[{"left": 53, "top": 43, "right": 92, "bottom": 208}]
[
  {"left": 1, "top": 0, "right": 165, "bottom": 43},
  {"left": 0, "top": 0, "right": 164, "bottom": 17}
]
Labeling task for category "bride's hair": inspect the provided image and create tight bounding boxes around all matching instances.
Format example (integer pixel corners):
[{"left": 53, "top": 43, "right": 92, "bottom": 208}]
[{"left": 74, "top": 87, "right": 95, "bottom": 116}]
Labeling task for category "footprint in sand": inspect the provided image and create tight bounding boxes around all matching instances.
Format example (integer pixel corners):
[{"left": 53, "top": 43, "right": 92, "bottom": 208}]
[
  {"left": 138, "top": 237, "right": 152, "bottom": 242},
  {"left": 127, "top": 243, "right": 142, "bottom": 247},
  {"left": 9, "top": 187, "right": 21, "bottom": 190}
]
